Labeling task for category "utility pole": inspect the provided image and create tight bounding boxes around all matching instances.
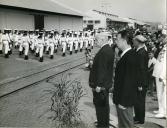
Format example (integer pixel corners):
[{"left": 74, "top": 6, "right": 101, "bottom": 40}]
[{"left": 100, "top": 1, "right": 112, "bottom": 14}]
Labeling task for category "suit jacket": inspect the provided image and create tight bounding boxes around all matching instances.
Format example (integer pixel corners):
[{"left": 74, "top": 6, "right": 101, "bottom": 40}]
[
  {"left": 89, "top": 44, "right": 115, "bottom": 90},
  {"left": 113, "top": 49, "right": 138, "bottom": 107},
  {"left": 136, "top": 47, "right": 149, "bottom": 89}
]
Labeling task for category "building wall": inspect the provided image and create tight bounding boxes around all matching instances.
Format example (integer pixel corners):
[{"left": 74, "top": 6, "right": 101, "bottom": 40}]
[
  {"left": 45, "top": 15, "right": 83, "bottom": 31},
  {"left": 0, "top": 8, "right": 83, "bottom": 31},
  {"left": 44, "top": 15, "right": 60, "bottom": 30},
  {"left": 94, "top": 17, "right": 106, "bottom": 29},
  {"left": 59, "top": 15, "right": 73, "bottom": 31},
  {"left": 71, "top": 17, "right": 83, "bottom": 31},
  {"left": 0, "top": 8, "right": 34, "bottom": 30},
  {"left": 83, "top": 17, "right": 106, "bottom": 30}
]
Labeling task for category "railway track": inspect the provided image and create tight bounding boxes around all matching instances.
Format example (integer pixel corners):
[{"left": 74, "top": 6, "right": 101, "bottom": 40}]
[
  {"left": 0, "top": 48, "right": 99, "bottom": 98},
  {"left": 0, "top": 56, "right": 85, "bottom": 86}
]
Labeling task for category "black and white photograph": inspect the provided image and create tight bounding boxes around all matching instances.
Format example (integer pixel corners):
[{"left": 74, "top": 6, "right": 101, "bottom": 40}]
[{"left": 0, "top": 0, "right": 166, "bottom": 128}]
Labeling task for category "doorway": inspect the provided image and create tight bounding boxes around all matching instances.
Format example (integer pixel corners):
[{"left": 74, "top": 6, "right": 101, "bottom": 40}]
[
  {"left": 87, "top": 24, "right": 94, "bottom": 30},
  {"left": 34, "top": 15, "right": 44, "bottom": 30}
]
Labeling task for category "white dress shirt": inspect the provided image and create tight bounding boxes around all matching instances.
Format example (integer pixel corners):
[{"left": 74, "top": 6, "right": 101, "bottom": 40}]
[{"left": 121, "top": 47, "right": 131, "bottom": 58}]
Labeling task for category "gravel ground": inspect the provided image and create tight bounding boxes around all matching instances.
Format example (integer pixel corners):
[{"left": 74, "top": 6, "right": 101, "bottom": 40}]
[{"left": 0, "top": 65, "right": 166, "bottom": 128}]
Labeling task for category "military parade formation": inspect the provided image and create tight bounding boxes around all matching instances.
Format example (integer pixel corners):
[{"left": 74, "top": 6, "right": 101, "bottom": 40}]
[{"left": 0, "top": 29, "right": 95, "bottom": 62}]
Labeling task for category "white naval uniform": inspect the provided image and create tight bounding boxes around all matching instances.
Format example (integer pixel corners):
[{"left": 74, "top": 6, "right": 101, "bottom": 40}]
[
  {"left": 35, "top": 35, "right": 40, "bottom": 56},
  {"left": 152, "top": 45, "right": 166, "bottom": 117},
  {"left": 74, "top": 37, "right": 79, "bottom": 53},
  {"left": 45, "top": 36, "right": 50, "bottom": 53},
  {"left": 61, "top": 37, "right": 67, "bottom": 56},
  {"left": 68, "top": 37, "right": 73, "bottom": 54},
  {"left": 37, "top": 37, "right": 45, "bottom": 58},
  {"left": 6, "top": 33, "right": 13, "bottom": 54},
  {"left": 66, "top": 36, "right": 70, "bottom": 50},
  {"left": 1, "top": 33, "right": 10, "bottom": 56},
  {"left": 18, "top": 34, "right": 23, "bottom": 54},
  {"left": 34, "top": 35, "right": 38, "bottom": 49},
  {"left": 29, "top": 34, "right": 35, "bottom": 51},
  {"left": 89, "top": 35, "right": 95, "bottom": 49},
  {"left": 13, "top": 34, "right": 19, "bottom": 48},
  {"left": 57, "top": 35, "right": 61, "bottom": 46},
  {"left": 21, "top": 36, "right": 30, "bottom": 56},
  {"left": 79, "top": 36, "right": 84, "bottom": 51},
  {"left": 54, "top": 35, "right": 59, "bottom": 52},
  {"left": 9, "top": 33, "right": 13, "bottom": 45},
  {"left": 48, "top": 37, "right": 55, "bottom": 56},
  {"left": 84, "top": 36, "right": 89, "bottom": 49}
]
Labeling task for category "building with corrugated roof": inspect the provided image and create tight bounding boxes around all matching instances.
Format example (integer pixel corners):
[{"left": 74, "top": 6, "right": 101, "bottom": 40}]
[
  {"left": 0, "top": 0, "right": 84, "bottom": 31},
  {"left": 83, "top": 10, "right": 129, "bottom": 30}
]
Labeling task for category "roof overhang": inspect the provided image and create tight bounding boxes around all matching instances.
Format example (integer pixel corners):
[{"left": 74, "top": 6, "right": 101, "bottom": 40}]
[
  {"left": 0, "top": 0, "right": 84, "bottom": 17},
  {"left": 106, "top": 16, "right": 129, "bottom": 23}
]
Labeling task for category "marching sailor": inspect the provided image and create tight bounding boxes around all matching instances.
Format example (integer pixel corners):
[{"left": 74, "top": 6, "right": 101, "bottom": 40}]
[
  {"left": 1, "top": 29, "right": 11, "bottom": 58},
  {"left": 90, "top": 31, "right": 95, "bottom": 49},
  {"left": 73, "top": 32, "right": 79, "bottom": 53},
  {"left": 68, "top": 32, "right": 73, "bottom": 55},
  {"left": 84, "top": 32, "right": 89, "bottom": 50},
  {"left": 61, "top": 32, "right": 67, "bottom": 57},
  {"left": 66, "top": 32, "right": 70, "bottom": 51},
  {"left": 21, "top": 31, "right": 30, "bottom": 60},
  {"left": 6, "top": 29, "right": 13, "bottom": 55},
  {"left": 48, "top": 32, "right": 55, "bottom": 59},
  {"left": 45, "top": 31, "right": 50, "bottom": 54},
  {"left": 13, "top": 30, "right": 19, "bottom": 49},
  {"left": 37, "top": 31, "right": 45, "bottom": 62},
  {"left": 29, "top": 30, "right": 35, "bottom": 53},
  {"left": 18, "top": 31, "right": 23, "bottom": 55},
  {"left": 35, "top": 30, "right": 40, "bottom": 57},
  {"left": 54, "top": 31, "right": 59, "bottom": 53},
  {"left": 79, "top": 32, "right": 84, "bottom": 52}
]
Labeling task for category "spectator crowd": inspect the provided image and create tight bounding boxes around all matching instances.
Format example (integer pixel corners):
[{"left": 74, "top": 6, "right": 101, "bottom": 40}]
[{"left": 89, "top": 26, "right": 166, "bottom": 128}]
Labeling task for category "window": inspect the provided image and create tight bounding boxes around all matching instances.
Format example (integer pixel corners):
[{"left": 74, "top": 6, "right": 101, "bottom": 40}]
[
  {"left": 83, "top": 20, "right": 87, "bottom": 23},
  {"left": 88, "top": 20, "right": 93, "bottom": 23},
  {"left": 95, "top": 20, "right": 100, "bottom": 24}
]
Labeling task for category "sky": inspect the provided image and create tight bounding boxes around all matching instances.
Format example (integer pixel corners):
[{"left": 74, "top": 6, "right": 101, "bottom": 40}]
[{"left": 55, "top": 0, "right": 166, "bottom": 23}]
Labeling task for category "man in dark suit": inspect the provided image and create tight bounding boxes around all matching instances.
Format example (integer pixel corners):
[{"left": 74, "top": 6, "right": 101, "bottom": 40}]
[
  {"left": 113, "top": 30, "right": 138, "bottom": 128},
  {"left": 133, "top": 35, "right": 149, "bottom": 124},
  {"left": 89, "top": 36, "right": 115, "bottom": 128}
]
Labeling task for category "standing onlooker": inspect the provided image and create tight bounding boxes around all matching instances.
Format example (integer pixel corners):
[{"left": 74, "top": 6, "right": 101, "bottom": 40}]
[
  {"left": 133, "top": 35, "right": 149, "bottom": 124},
  {"left": 147, "top": 51, "right": 156, "bottom": 96},
  {"left": 85, "top": 48, "right": 93, "bottom": 70},
  {"left": 113, "top": 30, "right": 138, "bottom": 128},
  {"left": 89, "top": 40, "right": 115, "bottom": 128},
  {"left": 152, "top": 30, "right": 166, "bottom": 118}
]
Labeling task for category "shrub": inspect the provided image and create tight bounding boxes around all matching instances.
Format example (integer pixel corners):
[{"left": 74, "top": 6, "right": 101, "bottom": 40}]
[{"left": 45, "top": 73, "right": 86, "bottom": 128}]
